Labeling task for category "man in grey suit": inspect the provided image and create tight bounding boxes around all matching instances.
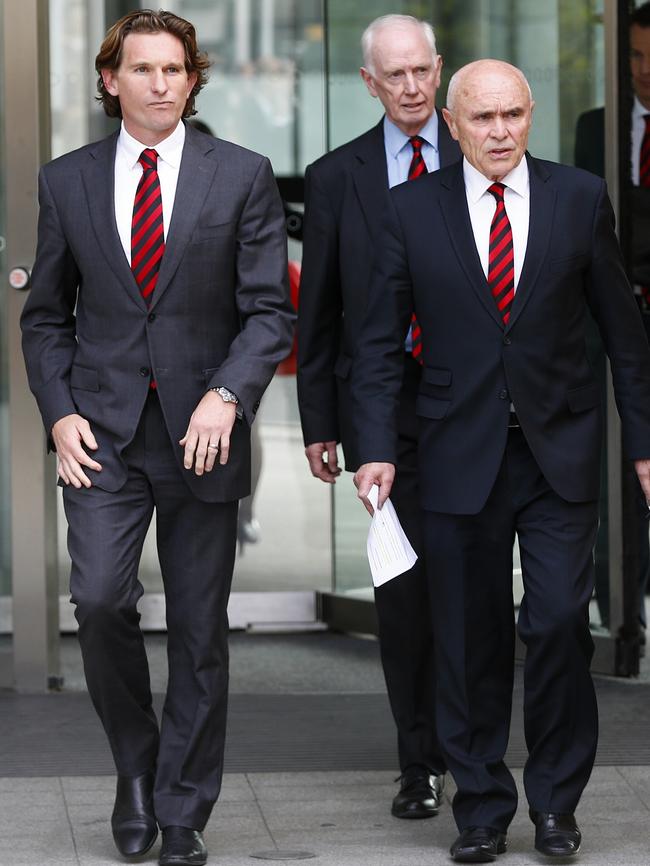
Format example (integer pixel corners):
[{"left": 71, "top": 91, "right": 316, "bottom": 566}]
[
  {"left": 21, "top": 10, "right": 293, "bottom": 866},
  {"left": 297, "top": 14, "right": 459, "bottom": 819}
]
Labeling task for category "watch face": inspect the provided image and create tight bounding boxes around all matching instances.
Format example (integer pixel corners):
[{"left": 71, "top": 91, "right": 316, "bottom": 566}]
[{"left": 218, "top": 387, "right": 237, "bottom": 402}]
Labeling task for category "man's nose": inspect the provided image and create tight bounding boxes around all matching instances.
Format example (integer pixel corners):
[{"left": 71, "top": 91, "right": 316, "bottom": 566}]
[
  {"left": 490, "top": 117, "right": 507, "bottom": 138},
  {"left": 403, "top": 72, "right": 418, "bottom": 94},
  {"left": 151, "top": 69, "right": 167, "bottom": 92}
]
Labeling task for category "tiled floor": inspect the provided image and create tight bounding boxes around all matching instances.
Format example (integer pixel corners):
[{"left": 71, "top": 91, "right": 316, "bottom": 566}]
[{"left": 2, "top": 767, "right": 650, "bottom": 866}]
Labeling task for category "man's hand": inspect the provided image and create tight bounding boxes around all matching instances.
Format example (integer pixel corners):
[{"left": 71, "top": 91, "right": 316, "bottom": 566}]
[
  {"left": 51, "top": 414, "right": 102, "bottom": 488},
  {"left": 353, "top": 462, "right": 395, "bottom": 516},
  {"left": 635, "top": 459, "right": 650, "bottom": 507},
  {"left": 305, "top": 441, "right": 341, "bottom": 483},
  {"left": 180, "top": 390, "right": 237, "bottom": 475}
]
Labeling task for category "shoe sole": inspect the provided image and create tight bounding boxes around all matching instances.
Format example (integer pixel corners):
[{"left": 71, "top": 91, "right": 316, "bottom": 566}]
[
  {"left": 391, "top": 806, "right": 440, "bottom": 819},
  {"left": 452, "top": 841, "right": 507, "bottom": 863},
  {"left": 159, "top": 856, "right": 207, "bottom": 866},
  {"left": 534, "top": 842, "right": 581, "bottom": 858}
]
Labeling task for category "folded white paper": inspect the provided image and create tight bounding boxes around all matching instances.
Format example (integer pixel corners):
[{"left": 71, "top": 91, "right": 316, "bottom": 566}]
[{"left": 366, "top": 484, "right": 418, "bottom": 587}]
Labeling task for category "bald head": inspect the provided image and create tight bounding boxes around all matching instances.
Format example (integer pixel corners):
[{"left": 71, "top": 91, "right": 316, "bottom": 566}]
[
  {"left": 443, "top": 59, "right": 534, "bottom": 182},
  {"left": 447, "top": 60, "right": 532, "bottom": 113}
]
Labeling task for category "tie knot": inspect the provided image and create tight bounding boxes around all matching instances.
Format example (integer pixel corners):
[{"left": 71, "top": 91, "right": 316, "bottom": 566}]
[
  {"left": 488, "top": 182, "right": 506, "bottom": 202},
  {"left": 139, "top": 149, "right": 158, "bottom": 171},
  {"left": 410, "top": 135, "right": 424, "bottom": 154}
]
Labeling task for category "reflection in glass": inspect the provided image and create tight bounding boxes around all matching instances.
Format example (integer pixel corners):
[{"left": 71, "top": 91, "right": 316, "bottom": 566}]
[{"left": 0, "top": 0, "right": 10, "bottom": 603}]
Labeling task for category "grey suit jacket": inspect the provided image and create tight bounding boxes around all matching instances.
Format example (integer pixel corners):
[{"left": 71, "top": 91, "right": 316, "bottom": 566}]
[{"left": 21, "top": 123, "right": 295, "bottom": 502}]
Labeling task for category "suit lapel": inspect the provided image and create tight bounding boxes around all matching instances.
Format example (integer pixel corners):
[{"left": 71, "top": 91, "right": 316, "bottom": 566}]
[
  {"left": 82, "top": 132, "right": 147, "bottom": 311},
  {"left": 439, "top": 163, "right": 504, "bottom": 328},
  {"left": 149, "top": 127, "right": 218, "bottom": 310},
  {"left": 506, "top": 154, "right": 555, "bottom": 329},
  {"left": 351, "top": 122, "right": 390, "bottom": 238}
]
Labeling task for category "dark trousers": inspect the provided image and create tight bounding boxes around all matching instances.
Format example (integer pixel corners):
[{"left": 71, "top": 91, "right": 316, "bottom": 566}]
[
  {"left": 374, "top": 355, "right": 445, "bottom": 776},
  {"left": 424, "top": 426, "right": 598, "bottom": 832},
  {"left": 63, "top": 390, "right": 238, "bottom": 830}
]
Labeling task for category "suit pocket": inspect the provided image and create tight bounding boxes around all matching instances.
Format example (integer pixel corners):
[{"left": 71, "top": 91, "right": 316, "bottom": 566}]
[
  {"left": 567, "top": 383, "right": 599, "bottom": 413},
  {"left": 416, "top": 394, "right": 450, "bottom": 419},
  {"left": 548, "top": 252, "right": 590, "bottom": 275},
  {"left": 192, "top": 221, "right": 234, "bottom": 243},
  {"left": 422, "top": 366, "right": 452, "bottom": 387},
  {"left": 70, "top": 364, "right": 99, "bottom": 392},
  {"left": 334, "top": 355, "right": 352, "bottom": 380}
]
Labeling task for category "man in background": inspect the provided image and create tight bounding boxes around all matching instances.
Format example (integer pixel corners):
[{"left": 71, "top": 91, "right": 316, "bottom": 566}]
[
  {"left": 297, "top": 14, "right": 459, "bottom": 819},
  {"left": 21, "top": 10, "right": 293, "bottom": 865},
  {"left": 575, "top": 1, "right": 650, "bottom": 637}
]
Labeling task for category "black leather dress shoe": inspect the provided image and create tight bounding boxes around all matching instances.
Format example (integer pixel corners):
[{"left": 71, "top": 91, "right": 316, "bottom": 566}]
[
  {"left": 391, "top": 767, "right": 444, "bottom": 818},
  {"left": 530, "top": 810, "right": 581, "bottom": 857},
  {"left": 111, "top": 772, "right": 157, "bottom": 858},
  {"left": 159, "top": 827, "right": 207, "bottom": 866},
  {"left": 450, "top": 827, "right": 507, "bottom": 863}
]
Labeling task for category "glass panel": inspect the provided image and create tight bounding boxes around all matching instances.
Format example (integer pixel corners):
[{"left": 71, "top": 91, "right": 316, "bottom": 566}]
[
  {"left": 327, "top": 2, "right": 607, "bottom": 623},
  {"left": 0, "top": 0, "right": 13, "bottom": 667},
  {"left": 165, "top": 0, "right": 326, "bottom": 174},
  {"left": 619, "top": 0, "right": 650, "bottom": 641},
  {"left": 168, "top": 0, "right": 331, "bottom": 596}
]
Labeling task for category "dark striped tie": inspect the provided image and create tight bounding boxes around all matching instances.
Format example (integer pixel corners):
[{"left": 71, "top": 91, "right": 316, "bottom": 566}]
[
  {"left": 640, "top": 117, "right": 650, "bottom": 309},
  {"left": 641, "top": 114, "right": 650, "bottom": 188},
  {"left": 131, "top": 148, "right": 164, "bottom": 305},
  {"left": 487, "top": 183, "right": 515, "bottom": 326},
  {"left": 408, "top": 136, "right": 427, "bottom": 363}
]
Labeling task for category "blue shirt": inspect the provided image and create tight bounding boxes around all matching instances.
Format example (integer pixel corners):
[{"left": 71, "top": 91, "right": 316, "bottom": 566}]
[{"left": 383, "top": 112, "right": 440, "bottom": 189}]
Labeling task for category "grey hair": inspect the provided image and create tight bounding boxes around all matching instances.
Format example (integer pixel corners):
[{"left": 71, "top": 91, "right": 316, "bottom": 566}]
[
  {"left": 361, "top": 14, "right": 437, "bottom": 75},
  {"left": 446, "top": 60, "right": 533, "bottom": 112}
]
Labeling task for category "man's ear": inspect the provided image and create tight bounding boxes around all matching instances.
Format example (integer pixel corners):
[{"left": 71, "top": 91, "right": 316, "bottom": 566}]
[
  {"left": 442, "top": 107, "right": 459, "bottom": 141},
  {"left": 433, "top": 54, "right": 443, "bottom": 88},
  {"left": 101, "top": 68, "right": 119, "bottom": 97},
  {"left": 360, "top": 67, "right": 378, "bottom": 98}
]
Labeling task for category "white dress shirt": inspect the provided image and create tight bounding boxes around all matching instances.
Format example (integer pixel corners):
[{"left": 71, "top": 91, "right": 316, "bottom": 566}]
[
  {"left": 631, "top": 97, "right": 650, "bottom": 186},
  {"left": 383, "top": 112, "right": 441, "bottom": 189},
  {"left": 114, "top": 120, "right": 185, "bottom": 264},
  {"left": 463, "top": 156, "right": 530, "bottom": 291}
]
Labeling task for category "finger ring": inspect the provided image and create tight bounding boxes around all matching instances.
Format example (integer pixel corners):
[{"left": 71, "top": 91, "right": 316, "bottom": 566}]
[{"left": 208, "top": 443, "right": 219, "bottom": 450}]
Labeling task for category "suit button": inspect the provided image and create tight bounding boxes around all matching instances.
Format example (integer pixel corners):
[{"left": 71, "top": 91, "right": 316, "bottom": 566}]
[
  {"left": 139, "top": 366, "right": 150, "bottom": 377},
  {"left": 503, "top": 336, "right": 511, "bottom": 345},
  {"left": 147, "top": 312, "right": 156, "bottom": 322},
  {"left": 499, "top": 389, "right": 508, "bottom": 400}
]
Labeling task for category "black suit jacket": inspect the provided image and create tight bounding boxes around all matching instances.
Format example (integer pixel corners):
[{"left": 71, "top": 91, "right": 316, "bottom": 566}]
[
  {"left": 297, "top": 112, "right": 460, "bottom": 470},
  {"left": 21, "top": 124, "right": 295, "bottom": 502},
  {"left": 352, "top": 154, "right": 650, "bottom": 514},
  {"left": 574, "top": 107, "right": 605, "bottom": 178}
]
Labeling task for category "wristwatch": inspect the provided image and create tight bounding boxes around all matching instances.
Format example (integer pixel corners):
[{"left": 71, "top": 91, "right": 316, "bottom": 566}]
[{"left": 210, "top": 386, "right": 238, "bottom": 404}]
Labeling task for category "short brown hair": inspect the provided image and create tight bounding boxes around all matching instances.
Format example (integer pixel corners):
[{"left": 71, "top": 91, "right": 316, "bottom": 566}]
[{"left": 95, "top": 9, "right": 210, "bottom": 118}]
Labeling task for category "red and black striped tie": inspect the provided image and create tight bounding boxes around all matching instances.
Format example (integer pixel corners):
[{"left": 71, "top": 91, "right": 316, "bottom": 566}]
[
  {"left": 487, "top": 183, "right": 515, "bottom": 326},
  {"left": 131, "top": 148, "right": 164, "bottom": 305},
  {"left": 408, "top": 136, "right": 427, "bottom": 363}
]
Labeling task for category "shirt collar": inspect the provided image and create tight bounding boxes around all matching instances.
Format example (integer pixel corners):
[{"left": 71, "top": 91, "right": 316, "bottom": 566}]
[
  {"left": 383, "top": 111, "right": 439, "bottom": 159},
  {"left": 463, "top": 154, "right": 530, "bottom": 203},
  {"left": 633, "top": 96, "right": 650, "bottom": 121},
  {"left": 118, "top": 119, "right": 186, "bottom": 170}
]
